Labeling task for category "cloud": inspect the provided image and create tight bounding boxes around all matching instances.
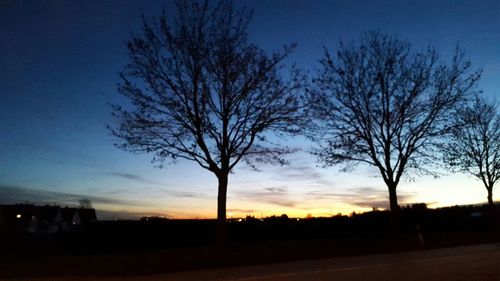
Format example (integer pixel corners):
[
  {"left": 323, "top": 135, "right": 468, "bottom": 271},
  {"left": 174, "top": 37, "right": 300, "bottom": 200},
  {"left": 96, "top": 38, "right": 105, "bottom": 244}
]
[
  {"left": 273, "top": 163, "right": 335, "bottom": 188},
  {"left": 264, "top": 186, "right": 288, "bottom": 193},
  {"left": 0, "top": 185, "right": 160, "bottom": 220},
  {"left": 308, "top": 187, "right": 418, "bottom": 209},
  {"left": 227, "top": 208, "right": 258, "bottom": 214},
  {"left": 0, "top": 185, "right": 146, "bottom": 208},
  {"left": 95, "top": 209, "right": 170, "bottom": 220},
  {"left": 234, "top": 186, "right": 298, "bottom": 208},
  {"left": 260, "top": 198, "right": 297, "bottom": 207},
  {"left": 165, "top": 190, "right": 207, "bottom": 198},
  {"left": 106, "top": 172, "right": 161, "bottom": 185},
  {"left": 233, "top": 183, "right": 405, "bottom": 210},
  {"left": 236, "top": 151, "right": 334, "bottom": 189}
]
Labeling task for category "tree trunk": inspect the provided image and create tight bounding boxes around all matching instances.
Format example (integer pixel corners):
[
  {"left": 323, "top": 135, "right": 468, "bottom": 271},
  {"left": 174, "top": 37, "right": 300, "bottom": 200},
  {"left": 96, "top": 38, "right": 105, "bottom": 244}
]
[
  {"left": 487, "top": 187, "right": 494, "bottom": 206},
  {"left": 217, "top": 173, "right": 228, "bottom": 221},
  {"left": 216, "top": 172, "right": 228, "bottom": 246},
  {"left": 388, "top": 183, "right": 401, "bottom": 237},
  {"left": 388, "top": 184, "right": 399, "bottom": 213}
]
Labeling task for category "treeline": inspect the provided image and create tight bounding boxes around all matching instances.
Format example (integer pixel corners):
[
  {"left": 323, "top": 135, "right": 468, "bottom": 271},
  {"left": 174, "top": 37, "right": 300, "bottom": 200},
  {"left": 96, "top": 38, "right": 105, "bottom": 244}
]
[{"left": 5, "top": 204, "right": 499, "bottom": 260}]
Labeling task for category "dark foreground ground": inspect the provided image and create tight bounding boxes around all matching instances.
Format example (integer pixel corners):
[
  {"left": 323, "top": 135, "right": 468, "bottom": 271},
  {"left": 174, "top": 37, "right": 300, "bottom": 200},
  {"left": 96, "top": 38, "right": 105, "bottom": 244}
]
[
  {"left": 1, "top": 204, "right": 500, "bottom": 279},
  {"left": 12, "top": 242, "right": 499, "bottom": 281}
]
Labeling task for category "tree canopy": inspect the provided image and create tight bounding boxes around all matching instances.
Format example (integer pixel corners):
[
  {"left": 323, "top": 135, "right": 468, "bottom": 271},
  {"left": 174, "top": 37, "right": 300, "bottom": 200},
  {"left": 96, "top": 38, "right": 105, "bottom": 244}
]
[
  {"left": 443, "top": 97, "right": 499, "bottom": 205},
  {"left": 110, "top": 0, "right": 305, "bottom": 223},
  {"left": 307, "top": 32, "right": 481, "bottom": 212}
]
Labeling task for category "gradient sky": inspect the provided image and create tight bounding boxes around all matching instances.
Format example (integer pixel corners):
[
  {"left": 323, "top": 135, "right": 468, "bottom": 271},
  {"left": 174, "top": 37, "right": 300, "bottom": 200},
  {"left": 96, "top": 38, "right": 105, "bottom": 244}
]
[{"left": 1, "top": 0, "right": 499, "bottom": 219}]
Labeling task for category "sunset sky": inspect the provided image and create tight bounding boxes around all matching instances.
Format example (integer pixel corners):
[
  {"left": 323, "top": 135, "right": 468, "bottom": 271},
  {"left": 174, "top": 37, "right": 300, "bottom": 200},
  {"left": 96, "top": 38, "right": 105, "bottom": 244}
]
[{"left": 1, "top": 0, "right": 499, "bottom": 219}]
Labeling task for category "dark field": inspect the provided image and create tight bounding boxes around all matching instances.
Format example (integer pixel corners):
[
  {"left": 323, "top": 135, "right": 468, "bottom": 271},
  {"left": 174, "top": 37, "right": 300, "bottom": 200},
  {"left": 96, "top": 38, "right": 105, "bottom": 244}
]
[{"left": 1, "top": 204, "right": 500, "bottom": 278}]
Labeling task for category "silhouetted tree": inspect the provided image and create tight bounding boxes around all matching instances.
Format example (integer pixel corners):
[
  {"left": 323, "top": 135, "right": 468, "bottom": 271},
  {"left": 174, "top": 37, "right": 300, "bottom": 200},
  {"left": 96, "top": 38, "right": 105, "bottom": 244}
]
[
  {"left": 78, "top": 199, "right": 92, "bottom": 209},
  {"left": 443, "top": 97, "right": 499, "bottom": 206},
  {"left": 308, "top": 32, "right": 481, "bottom": 214},
  {"left": 110, "top": 0, "right": 304, "bottom": 231}
]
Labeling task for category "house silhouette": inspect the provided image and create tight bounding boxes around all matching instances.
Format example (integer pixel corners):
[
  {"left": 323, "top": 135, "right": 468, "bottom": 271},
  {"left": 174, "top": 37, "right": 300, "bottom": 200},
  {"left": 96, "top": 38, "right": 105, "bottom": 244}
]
[{"left": 0, "top": 204, "right": 96, "bottom": 233}]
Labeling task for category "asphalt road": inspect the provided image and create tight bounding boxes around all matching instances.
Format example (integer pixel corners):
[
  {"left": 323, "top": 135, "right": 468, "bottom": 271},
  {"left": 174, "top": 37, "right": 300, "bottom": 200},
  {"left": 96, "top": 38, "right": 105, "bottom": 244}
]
[{"left": 7, "top": 243, "right": 500, "bottom": 281}]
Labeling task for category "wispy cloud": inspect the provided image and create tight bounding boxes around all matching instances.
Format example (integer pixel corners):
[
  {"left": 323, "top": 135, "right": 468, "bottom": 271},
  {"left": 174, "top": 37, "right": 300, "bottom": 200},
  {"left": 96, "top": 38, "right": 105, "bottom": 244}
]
[
  {"left": 236, "top": 151, "right": 334, "bottom": 189},
  {"left": 106, "top": 172, "right": 161, "bottom": 185},
  {"left": 235, "top": 186, "right": 298, "bottom": 208},
  {"left": 95, "top": 209, "right": 170, "bottom": 220},
  {"left": 165, "top": 190, "right": 207, "bottom": 198},
  {"left": 0, "top": 185, "right": 159, "bottom": 220},
  {"left": 234, "top": 185, "right": 417, "bottom": 211},
  {"left": 0, "top": 185, "right": 146, "bottom": 207},
  {"left": 228, "top": 208, "right": 258, "bottom": 214},
  {"left": 308, "top": 187, "right": 417, "bottom": 209},
  {"left": 264, "top": 186, "right": 288, "bottom": 193},
  {"left": 261, "top": 198, "right": 297, "bottom": 207},
  {"left": 273, "top": 163, "right": 335, "bottom": 188}
]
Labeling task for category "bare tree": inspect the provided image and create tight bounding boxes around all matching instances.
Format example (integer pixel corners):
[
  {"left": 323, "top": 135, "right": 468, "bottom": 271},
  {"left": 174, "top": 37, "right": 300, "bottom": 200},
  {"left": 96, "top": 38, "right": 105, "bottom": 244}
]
[
  {"left": 110, "top": 1, "right": 304, "bottom": 227},
  {"left": 443, "top": 97, "right": 499, "bottom": 206},
  {"left": 78, "top": 199, "right": 92, "bottom": 209},
  {"left": 308, "top": 32, "right": 481, "bottom": 213}
]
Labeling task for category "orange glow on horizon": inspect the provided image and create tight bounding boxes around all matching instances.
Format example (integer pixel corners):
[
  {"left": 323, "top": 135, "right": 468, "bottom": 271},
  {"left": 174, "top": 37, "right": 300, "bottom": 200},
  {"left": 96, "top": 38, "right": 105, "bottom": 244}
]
[{"left": 91, "top": 174, "right": 498, "bottom": 220}]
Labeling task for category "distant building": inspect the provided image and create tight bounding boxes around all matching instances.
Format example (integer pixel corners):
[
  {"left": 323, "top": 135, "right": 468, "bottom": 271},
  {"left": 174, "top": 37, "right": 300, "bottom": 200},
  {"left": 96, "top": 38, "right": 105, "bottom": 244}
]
[{"left": 0, "top": 204, "right": 96, "bottom": 233}]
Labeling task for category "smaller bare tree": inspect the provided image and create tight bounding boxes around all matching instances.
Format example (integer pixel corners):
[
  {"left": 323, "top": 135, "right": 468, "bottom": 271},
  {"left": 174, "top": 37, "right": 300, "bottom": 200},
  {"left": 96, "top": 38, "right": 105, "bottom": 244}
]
[
  {"left": 443, "top": 97, "right": 499, "bottom": 206},
  {"left": 307, "top": 32, "right": 481, "bottom": 215},
  {"left": 78, "top": 199, "right": 93, "bottom": 209}
]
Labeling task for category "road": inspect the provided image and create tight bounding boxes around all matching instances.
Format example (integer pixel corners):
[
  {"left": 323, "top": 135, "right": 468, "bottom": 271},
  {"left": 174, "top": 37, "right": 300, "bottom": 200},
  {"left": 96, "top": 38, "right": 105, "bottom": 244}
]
[{"left": 6, "top": 243, "right": 500, "bottom": 281}]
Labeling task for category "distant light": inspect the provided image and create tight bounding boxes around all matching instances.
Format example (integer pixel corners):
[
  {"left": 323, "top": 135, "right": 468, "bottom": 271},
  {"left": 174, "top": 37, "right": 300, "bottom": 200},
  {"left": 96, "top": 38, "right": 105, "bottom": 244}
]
[
  {"left": 238, "top": 218, "right": 242, "bottom": 222},
  {"left": 16, "top": 214, "right": 21, "bottom": 219},
  {"left": 296, "top": 218, "right": 300, "bottom": 221}
]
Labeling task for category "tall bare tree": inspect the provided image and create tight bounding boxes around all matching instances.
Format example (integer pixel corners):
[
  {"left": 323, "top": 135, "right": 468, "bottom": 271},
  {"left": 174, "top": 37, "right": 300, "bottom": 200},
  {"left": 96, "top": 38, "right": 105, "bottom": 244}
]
[
  {"left": 443, "top": 97, "right": 499, "bottom": 206},
  {"left": 308, "top": 32, "right": 481, "bottom": 213},
  {"left": 110, "top": 1, "right": 304, "bottom": 226}
]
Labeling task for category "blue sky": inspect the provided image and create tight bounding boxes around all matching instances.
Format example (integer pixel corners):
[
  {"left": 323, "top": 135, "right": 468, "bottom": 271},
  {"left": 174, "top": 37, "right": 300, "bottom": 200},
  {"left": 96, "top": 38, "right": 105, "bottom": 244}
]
[{"left": 1, "top": 0, "right": 499, "bottom": 219}]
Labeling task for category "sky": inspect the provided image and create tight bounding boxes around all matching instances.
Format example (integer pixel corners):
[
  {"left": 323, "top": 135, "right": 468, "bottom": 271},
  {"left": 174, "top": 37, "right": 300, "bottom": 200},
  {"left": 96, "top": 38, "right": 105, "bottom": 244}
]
[{"left": 1, "top": 0, "right": 499, "bottom": 219}]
